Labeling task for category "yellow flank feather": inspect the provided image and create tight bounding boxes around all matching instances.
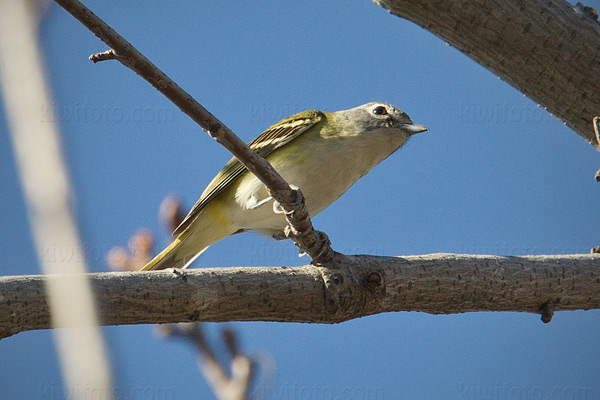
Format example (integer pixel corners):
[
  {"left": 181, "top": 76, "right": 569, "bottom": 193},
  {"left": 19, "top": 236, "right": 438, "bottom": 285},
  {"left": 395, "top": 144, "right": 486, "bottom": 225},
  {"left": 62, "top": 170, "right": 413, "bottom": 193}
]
[
  {"left": 141, "top": 200, "right": 235, "bottom": 271},
  {"left": 140, "top": 236, "right": 185, "bottom": 271}
]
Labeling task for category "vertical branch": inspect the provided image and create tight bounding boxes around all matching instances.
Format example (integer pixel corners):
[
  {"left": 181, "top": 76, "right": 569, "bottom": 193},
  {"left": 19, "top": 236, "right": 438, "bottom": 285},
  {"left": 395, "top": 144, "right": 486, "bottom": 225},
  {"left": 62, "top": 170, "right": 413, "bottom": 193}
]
[{"left": 0, "top": 0, "right": 112, "bottom": 394}]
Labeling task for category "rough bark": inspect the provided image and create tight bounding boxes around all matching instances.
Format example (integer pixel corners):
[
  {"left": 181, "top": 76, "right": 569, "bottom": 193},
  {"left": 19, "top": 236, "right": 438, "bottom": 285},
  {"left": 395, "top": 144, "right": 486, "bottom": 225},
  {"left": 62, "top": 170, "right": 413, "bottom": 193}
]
[
  {"left": 373, "top": 0, "right": 600, "bottom": 145},
  {"left": 6, "top": 0, "right": 591, "bottom": 342},
  {"left": 2, "top": 253, "right": 599, "bottom": 339}
]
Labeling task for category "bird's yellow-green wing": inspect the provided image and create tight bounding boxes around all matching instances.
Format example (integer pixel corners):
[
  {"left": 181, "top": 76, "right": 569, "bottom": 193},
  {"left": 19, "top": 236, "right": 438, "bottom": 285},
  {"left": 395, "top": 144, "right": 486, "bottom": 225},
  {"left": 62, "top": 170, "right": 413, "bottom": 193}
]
[{"left": 172, "top": 110, "right": 324, "bottom": 235}]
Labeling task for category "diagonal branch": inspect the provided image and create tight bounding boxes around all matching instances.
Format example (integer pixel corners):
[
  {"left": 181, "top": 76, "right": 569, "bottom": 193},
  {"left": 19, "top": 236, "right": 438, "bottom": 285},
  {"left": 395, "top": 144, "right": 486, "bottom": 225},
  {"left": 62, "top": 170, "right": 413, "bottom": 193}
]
[
  {"left": 373, "top": 0, "right": 600, "bottom": 145},
  {"left": 52, "top": 0, "right": 333, "bottom": 263},
  {"left": 2, "top": 253, "right": 600, "bottom": 339}
]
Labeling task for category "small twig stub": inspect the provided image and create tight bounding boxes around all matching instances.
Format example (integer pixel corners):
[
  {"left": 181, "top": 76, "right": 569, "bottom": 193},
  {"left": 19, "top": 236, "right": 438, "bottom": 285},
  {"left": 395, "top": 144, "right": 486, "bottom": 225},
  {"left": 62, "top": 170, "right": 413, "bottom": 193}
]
[{"left": 89, "top": 49, "right": 117, "bottom": 63}]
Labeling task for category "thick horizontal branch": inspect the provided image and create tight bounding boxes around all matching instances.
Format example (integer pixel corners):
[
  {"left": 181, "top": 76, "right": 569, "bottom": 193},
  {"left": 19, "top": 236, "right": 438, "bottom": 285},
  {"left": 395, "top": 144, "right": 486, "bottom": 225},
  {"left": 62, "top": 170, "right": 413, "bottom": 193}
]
[
  {"left": 2, "top": 253, "right": 599, "bottom": 339},
  {"left": 53, "top": 0, "right": 332, "bottom": 262},
  {"left": 374, "top": 0, "right": 600, "bottom": 145}
]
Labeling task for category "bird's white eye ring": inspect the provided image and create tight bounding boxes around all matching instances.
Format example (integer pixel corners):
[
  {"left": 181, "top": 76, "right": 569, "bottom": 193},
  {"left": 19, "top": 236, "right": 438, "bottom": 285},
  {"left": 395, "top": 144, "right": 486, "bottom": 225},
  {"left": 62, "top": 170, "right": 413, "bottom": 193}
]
[{"left": 372, "top": 106, "right": 388, "bottom": 115}]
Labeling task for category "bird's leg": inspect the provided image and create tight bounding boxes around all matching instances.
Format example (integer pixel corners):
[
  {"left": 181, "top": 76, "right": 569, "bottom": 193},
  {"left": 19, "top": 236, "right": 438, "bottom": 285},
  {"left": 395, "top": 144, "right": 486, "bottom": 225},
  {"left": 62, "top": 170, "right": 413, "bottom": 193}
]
[
  {"left": 272, "top": 185, "right": 300, "bottom": 214},
  {"left": 246, "top": 196, "right": 273, "bottom": 210}
]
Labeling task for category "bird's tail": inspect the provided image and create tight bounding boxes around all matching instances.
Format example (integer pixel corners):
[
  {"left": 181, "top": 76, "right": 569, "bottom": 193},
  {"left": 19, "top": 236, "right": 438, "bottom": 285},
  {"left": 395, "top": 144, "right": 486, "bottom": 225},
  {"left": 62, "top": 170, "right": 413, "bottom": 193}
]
[
  {"left": 141, "top": 202, "right": 236, "bottom": 271},
  {"left": 140, "top": 212, "right": 234, "bottom": 271},
  {"left": 141, "top": 236, "right": 193, "bottom": 271}
]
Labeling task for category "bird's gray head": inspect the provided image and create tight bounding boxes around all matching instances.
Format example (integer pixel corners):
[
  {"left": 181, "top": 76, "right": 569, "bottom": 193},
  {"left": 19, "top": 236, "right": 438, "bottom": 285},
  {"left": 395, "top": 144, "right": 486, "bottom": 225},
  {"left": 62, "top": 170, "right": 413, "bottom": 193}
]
[{"left": 336, "top": 102, "right": 428, "bottom": 136}]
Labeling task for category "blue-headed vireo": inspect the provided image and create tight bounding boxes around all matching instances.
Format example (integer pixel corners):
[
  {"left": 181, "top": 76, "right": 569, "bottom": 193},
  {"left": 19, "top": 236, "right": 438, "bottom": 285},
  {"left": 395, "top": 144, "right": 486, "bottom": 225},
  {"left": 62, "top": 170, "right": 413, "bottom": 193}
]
[{"left": 141, "top": 102, "right": 427, "bottom": 270}]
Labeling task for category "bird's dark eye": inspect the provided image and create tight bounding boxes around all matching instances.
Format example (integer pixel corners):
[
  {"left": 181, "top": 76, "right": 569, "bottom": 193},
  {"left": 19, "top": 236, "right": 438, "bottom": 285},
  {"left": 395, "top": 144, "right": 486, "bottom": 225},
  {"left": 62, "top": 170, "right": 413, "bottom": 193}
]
[{"left": 372, "top": 106, "right": 388, "bottom": 115}]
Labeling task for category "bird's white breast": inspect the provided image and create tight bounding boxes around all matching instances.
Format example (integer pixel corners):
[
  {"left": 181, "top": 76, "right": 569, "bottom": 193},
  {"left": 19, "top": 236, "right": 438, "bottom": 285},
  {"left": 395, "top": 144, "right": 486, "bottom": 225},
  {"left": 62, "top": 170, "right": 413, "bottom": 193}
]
[{"left": 231, "top": 126, "right": 408, "bottom": 235}]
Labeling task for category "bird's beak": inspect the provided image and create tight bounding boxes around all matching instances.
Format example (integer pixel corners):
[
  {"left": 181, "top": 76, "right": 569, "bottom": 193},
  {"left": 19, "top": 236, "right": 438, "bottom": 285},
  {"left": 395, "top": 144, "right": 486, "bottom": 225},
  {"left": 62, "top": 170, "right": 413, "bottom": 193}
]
[{"left": 400, "top": 123, "right": 429, "bottom": 135}]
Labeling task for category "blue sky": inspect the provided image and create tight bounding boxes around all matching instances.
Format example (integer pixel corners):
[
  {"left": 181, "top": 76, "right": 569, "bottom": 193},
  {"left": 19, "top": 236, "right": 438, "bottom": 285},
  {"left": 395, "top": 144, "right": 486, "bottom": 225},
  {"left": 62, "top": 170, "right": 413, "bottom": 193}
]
[{"left": 1, "top": 1, "right": 600, "bottom": 399}]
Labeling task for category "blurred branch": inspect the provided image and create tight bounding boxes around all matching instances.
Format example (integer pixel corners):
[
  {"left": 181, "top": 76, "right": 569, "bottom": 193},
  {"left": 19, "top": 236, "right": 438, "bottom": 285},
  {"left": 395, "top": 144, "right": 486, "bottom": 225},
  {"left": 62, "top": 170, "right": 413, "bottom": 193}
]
[
  {"left": 2, "top": 253, "right": 600, "bottom": 338},
  {"left": 106, "top": 195, "right": 183, "bottom": 271},
  {"left": 52, "top": 0, "right": 333, "bottom": 263},
  {"left": 373, "top": 0, "right": 600, "bottom": 145},
  {"left": 106, "top": 229, "right": 154, "bottom": 271},
  {"left": 159, "top": 195, "right": 187, "bottom": 234},
  {"left": 0, "top": 0, "right": 112, "bottom": 393},
  {"left": 108, "top": 197, "right": 256, "bottom": 400},
  {"left": 156, "top": 324, "right": 253, "bottom": 400}
]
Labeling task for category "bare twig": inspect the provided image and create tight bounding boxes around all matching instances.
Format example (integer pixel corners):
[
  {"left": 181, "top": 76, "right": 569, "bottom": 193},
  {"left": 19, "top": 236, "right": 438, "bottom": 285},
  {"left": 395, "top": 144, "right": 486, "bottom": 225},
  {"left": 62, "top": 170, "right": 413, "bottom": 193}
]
[
  {"left": 156, "top": 324, "right": 253, "bottom": 400},
  {"left": 2, "top": 253, "right": 600, "bottom": 339},
  {"left": 52, "top": 0, "right": 333, "bottom": 263}
]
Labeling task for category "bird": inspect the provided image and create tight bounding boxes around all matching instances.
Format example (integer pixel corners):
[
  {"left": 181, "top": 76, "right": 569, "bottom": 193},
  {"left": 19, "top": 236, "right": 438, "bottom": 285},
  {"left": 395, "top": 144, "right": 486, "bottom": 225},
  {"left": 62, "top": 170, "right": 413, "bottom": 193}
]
[{"left": 141, "top": 102, "right": 428, "bottom": 270}]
